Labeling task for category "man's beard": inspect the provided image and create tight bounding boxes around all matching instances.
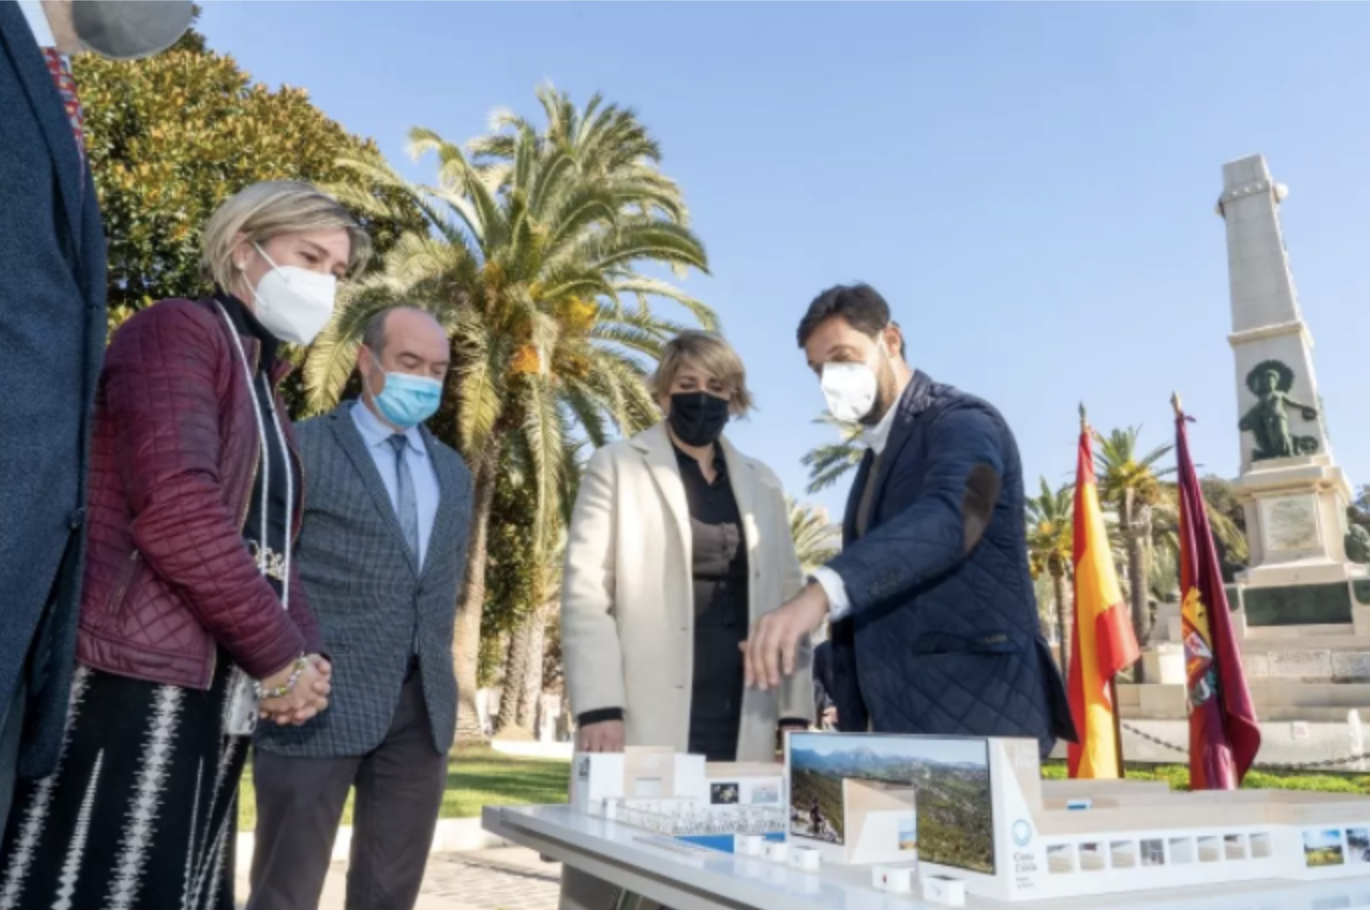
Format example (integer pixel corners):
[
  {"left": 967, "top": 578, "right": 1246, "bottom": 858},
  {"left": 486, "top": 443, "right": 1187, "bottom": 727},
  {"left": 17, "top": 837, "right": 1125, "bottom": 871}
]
[{"left": 858, "top": 357, "right": 899, "bottom": 427}]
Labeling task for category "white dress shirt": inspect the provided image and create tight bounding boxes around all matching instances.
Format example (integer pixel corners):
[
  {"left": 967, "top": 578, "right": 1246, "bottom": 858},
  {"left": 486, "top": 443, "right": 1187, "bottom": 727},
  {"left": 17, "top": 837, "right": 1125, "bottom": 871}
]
[
  {"left": 811, "top": 400, "right": 901, "bottom": 620},
  {"left": 350, "top": 399, "right": 441, "bottom": 569},
  {"left": 18, "top": 0, "right": 56, "bottom": 47}
]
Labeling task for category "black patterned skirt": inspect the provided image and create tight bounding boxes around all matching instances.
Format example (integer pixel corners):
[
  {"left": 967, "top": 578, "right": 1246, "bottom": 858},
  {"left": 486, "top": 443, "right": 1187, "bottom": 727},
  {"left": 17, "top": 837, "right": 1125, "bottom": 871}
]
[{"left": 0, "top": 653, "right": 247, "bottom": 910}]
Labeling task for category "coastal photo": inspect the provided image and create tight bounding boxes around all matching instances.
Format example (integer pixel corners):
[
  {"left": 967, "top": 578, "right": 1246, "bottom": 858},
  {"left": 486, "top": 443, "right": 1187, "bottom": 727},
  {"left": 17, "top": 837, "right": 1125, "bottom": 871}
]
[
  {"left": 787, "top": 733, "right": 994, "bottom": 874},
  {"left": 1303, "top": 830, "right": 1345, "bottom": 868}
]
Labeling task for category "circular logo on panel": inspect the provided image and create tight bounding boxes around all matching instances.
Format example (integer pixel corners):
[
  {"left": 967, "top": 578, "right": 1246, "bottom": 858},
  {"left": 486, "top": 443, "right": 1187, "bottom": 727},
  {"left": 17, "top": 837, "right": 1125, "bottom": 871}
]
[{"left": 1012, "top": 820, "right": 1033, "bottom": 847}]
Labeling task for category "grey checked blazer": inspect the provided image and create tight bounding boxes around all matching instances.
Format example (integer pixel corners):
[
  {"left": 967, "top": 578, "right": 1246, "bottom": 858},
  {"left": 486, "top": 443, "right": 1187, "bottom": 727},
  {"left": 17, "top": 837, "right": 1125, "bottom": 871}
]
[{"left": 254, "top": 403, "right": 473, "bottom": 758}]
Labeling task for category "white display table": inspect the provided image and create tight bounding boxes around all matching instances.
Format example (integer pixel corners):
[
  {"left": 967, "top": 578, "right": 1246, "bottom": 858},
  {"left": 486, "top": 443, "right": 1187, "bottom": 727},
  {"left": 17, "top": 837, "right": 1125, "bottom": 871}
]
[{"left": 482, "top": 804, "right": 1370, "bottom": 910}]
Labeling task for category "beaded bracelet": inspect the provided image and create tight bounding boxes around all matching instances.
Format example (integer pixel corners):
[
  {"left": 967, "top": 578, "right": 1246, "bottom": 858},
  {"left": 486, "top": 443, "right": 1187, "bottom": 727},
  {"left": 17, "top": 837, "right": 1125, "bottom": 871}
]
[{"left": 254, "top": 655, "right": 309, "bottom": 700}]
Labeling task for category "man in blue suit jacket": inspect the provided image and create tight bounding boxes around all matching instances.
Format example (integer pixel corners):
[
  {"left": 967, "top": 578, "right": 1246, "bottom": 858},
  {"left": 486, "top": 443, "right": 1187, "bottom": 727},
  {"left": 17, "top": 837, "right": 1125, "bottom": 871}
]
[
  {"left": 744, "top": 284, "right": 1075, "bottom": 758},
  {"left": 0, "top": 0, "right": 189, "bottom": 835}
]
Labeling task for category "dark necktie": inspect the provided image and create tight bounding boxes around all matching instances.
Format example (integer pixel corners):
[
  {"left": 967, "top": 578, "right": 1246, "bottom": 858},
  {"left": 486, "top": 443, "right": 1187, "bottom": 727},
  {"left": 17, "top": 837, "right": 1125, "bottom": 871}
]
[
  {"left": 41, "top": 48, "right": 85, "bottom": 171},
  {"left": 388, "top": 435, "right": 421, "bottom": 566}
]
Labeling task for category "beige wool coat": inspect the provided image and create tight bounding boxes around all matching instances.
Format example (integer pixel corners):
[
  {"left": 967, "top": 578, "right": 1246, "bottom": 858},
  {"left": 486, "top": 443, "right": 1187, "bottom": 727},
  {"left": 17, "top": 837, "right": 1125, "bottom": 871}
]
[{"left": 560, "top": 422, "right": 815, "bottom": 761}]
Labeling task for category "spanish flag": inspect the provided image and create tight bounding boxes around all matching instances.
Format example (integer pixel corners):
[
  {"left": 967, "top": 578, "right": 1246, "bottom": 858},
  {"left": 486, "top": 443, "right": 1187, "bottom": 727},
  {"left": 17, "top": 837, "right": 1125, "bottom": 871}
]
[{"left": 1067, "top": 417, "right": 1141, "bottom": 778}]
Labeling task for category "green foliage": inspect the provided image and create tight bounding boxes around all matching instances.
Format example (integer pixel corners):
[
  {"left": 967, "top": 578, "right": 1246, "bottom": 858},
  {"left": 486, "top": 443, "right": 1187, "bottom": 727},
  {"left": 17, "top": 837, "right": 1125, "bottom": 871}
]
[
  {"left": 1093, "top": 426, "right": 1175, "bottom": 509},
  {"left": 308, "top": 103, "right": 713, "bottom": 552},
  {"left": 1025, "top": 478, "right": 1073, "bottom": 582},
  {"left": 1040, "top": 761, "right": 1370, "bottom": 794},
  {"left": 788, "top": 497, "right": 840, "bottom": 572},
  {"left": 76, "top": 33, "right": 423, "bottom": 331},
  {"left": 802, "top": 413, "right": 864, "bottom": 494}
]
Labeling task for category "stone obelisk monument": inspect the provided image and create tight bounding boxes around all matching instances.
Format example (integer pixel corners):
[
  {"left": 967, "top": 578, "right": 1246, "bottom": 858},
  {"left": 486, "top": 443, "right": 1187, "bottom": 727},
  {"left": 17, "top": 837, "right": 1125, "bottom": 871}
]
[
  {"left": 1114, "top": 155, "right": 1370, "bottom": 768},
  {"left": 1220, "top": 154, "right": 1365, "bottom": 616}
]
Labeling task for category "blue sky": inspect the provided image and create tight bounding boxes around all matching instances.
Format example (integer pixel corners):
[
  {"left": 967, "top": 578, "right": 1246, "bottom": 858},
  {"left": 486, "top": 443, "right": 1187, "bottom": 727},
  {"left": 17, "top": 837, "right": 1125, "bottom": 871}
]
[
  {"left": 201, "top": 2, "right": 1370, "bottom": 519},
  {"left": 790, "top": 732, "right": 986, "bottom": 767}
]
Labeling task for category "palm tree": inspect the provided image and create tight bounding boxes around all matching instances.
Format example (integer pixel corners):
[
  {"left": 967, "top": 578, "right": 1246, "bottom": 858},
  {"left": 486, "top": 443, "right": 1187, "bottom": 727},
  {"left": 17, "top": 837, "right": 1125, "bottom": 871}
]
[
  {"left": 1025, "top": 479, "right": 1074, "bottom": 678},
  {"left": 1093, "top": 427, "right": 1174, "bottom": 671},
  {"left": 470, "top": 84, "right": 689, "bottom": 232},
  {"left": 311, "top": 100, "right": 714, "bottom": 740},
  {"left": 789, "top": 497, "right": 841, "bottom": 573},
  {"left": 803, "top": 414, "right": 864, "bottom": 494}
]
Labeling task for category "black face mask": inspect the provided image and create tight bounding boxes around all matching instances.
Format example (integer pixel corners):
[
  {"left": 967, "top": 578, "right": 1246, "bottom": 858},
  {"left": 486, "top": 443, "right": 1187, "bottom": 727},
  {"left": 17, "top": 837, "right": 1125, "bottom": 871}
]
[{"left": 668, "top": 392, "right": 731, "bottom": 447}]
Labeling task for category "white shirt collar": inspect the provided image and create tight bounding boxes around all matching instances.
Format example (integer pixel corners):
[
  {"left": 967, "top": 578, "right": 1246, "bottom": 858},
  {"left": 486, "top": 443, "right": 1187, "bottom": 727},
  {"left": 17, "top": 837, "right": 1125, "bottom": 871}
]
[
  {"left": 18, "top": 1, "right": 56, "bottom": 49},
  {"left": 864, "top": 398, "right": 900, "bottom": 455}
]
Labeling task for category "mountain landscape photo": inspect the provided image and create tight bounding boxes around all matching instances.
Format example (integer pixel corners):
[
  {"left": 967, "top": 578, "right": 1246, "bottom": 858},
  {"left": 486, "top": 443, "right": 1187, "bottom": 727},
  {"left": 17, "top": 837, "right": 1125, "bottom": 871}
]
[{"left": 787, "top": 735, "right": 995, "bottom": 873}]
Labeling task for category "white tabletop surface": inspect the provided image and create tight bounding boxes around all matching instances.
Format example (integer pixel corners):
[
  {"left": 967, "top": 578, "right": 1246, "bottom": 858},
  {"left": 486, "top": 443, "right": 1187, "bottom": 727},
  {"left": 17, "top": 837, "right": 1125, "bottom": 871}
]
[{"left": 483, "top": 804, "right": 1370, "bottom": 910}]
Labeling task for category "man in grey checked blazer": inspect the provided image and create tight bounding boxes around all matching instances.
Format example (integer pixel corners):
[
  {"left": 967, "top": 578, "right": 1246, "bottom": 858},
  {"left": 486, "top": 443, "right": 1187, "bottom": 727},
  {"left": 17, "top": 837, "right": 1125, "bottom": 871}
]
[{"left": 249, "top": 307, "right": 473, "bottom": 910}]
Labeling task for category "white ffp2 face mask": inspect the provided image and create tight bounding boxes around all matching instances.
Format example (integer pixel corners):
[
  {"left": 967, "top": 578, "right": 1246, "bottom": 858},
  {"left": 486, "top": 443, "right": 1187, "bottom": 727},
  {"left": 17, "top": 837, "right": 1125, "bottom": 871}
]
[
  {"left": 821, "top": 362, "right": 878, "bottom": 423},
  {"left": 249, "top": 244, "right": 337, "bottom": 346}
]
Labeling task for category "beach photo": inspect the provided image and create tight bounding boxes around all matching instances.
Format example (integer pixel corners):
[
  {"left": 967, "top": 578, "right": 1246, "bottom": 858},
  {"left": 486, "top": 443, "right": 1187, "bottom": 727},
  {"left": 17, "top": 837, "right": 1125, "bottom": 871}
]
[
  {"left": 1304, "top": 830, "right": 1346, "bottom": 868},
  {"left": 787, "top": 733, "right": 993, "bottom": 873}
]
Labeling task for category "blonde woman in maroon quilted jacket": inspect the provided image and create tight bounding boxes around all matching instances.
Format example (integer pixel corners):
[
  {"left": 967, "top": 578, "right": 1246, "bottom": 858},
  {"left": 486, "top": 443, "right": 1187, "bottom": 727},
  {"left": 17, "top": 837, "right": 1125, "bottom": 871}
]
[{"left": 0, "top": 182, "right": 371, "bottom": 910}]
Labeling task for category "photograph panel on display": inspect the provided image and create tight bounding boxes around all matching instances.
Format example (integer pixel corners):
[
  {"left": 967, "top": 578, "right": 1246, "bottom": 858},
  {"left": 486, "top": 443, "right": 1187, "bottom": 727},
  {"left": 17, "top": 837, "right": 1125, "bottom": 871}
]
[
  {"left": 752, "top": 782, "right": 781, "bottom": 806},
  {"left": 1168, "top": 837, "right": 1195, "bottom": 865},
  {"left": 1224, "top": 834, "right": 1247, "bottom": 861},
  {"left": 1110, "top": 840, "right": 1137, "bottom": 869},
  {"left": 1140, "top": 838, "right": 1166, "bottom": 867},
  {"left": 1198, "top": 836, "right": 1220, "bottom": 863},
  {"left": 1303, "top": 830, "right": 1345, "bottom": 868},
  {"left": 710, "top": 782, "right": 740, "bottom": 806},
  {"left": 1347, "top": 828, "right": 1370, "bottom": 865},
  {"left": 786, "top": 732, "right": 994, "bottom": 874},
  {"left": 1046, "top": 843, "right": 1074, "bottom": 875}
]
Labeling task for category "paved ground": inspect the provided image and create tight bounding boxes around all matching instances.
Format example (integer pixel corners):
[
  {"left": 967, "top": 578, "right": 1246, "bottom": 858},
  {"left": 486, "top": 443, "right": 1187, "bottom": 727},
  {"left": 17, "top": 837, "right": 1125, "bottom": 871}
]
[{"left": 235, "top": 847, "right": 562, "bottom": 910}]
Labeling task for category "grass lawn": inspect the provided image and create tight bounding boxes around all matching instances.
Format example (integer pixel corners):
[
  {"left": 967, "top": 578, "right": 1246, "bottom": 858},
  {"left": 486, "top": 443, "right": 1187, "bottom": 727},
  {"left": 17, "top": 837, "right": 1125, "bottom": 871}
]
[
  {"left": 238, "top": 745, "right": 569, "bottom": 831},
  {"left": 1041, "top": 760, "right": 1370, "bottom": 794}
]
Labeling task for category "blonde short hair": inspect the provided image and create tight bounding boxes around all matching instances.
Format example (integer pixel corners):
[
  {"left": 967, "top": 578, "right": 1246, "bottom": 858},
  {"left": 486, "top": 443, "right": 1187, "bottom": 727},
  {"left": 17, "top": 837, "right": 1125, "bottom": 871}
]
[
  {"left": 651, "top": 331, "right": 754, "bottom": 416},
  {"left": 199, "top": 181, "right": 372, "bottom": 293}
]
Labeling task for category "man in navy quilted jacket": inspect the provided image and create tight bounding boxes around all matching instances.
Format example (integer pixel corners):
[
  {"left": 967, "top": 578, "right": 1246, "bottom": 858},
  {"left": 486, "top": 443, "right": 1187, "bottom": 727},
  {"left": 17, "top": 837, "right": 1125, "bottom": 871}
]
[{"left": 744, "top": 284, "right": 1075, "bottom": 758}]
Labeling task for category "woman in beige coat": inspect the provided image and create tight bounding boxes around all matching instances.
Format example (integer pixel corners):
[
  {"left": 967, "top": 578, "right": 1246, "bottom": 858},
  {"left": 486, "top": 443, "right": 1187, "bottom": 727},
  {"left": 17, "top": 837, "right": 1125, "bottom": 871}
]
[{"left": 561, "top": 331, "right": 814, "bottom": 764}]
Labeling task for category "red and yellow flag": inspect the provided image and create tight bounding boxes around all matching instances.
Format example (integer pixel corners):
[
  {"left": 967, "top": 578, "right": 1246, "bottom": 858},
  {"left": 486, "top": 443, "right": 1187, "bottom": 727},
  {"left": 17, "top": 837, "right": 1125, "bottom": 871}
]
[{"left": 1067, "top": 424, "right": 1141, "bottom": 778}]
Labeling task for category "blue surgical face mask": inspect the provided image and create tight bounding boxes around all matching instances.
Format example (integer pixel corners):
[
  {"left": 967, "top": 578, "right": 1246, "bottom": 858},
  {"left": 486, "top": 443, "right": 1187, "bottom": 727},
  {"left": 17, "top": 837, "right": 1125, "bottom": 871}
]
[{"left": 367, "top": 365, "right": 443, "bottom": 430}]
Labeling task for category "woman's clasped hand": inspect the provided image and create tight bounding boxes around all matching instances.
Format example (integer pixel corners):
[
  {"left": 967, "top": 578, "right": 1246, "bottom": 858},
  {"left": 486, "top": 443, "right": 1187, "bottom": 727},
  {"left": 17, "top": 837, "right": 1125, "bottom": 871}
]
[{"left": 259, "top": 653, "right": 333, "bottom": 725}]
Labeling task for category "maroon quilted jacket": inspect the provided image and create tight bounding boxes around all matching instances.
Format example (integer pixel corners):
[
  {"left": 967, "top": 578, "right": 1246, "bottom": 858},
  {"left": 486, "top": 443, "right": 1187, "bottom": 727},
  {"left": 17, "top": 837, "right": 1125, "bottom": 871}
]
[{"left": 77, "top": 298, "right": 323, "bottom": 689}]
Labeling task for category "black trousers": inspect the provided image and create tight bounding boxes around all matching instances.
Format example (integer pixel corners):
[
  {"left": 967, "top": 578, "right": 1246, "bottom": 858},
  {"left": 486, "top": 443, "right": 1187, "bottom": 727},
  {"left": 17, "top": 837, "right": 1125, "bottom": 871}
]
[{"left": 246, "top": 673, "right": 447, "bottom": 910}]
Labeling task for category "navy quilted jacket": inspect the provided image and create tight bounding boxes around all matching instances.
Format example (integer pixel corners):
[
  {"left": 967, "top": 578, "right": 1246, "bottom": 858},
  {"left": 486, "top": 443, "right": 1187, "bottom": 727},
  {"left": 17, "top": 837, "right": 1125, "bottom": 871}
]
[{"left": 825, "top": 372, "right": 1076, "bottom": 757}]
